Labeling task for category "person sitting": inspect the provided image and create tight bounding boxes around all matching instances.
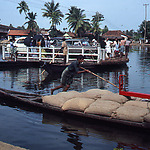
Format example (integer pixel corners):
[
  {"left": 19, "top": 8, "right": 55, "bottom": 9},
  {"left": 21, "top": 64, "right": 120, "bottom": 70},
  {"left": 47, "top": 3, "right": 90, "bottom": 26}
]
[{"left": 51, "top": 55, "right": 86, "bottom": 95}]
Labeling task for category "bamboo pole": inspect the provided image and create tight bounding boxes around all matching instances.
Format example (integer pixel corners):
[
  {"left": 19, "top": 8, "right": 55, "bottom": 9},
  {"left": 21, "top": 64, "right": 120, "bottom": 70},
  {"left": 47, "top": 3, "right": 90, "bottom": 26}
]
[{"left": 80, "top": 66, "right": 119, "bottom": 89}]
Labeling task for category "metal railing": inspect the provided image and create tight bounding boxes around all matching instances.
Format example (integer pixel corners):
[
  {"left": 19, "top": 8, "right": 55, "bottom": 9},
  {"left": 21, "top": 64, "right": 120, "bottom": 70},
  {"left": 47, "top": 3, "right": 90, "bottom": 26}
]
[{"left": 2, "top": 45, "right": 106, "bottom": 63}]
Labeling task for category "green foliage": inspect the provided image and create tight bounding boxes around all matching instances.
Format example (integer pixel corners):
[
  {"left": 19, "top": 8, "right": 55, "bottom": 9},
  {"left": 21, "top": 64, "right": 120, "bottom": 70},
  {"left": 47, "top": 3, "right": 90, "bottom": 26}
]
[
  {"left": 138, "top": 20, "right": 150, "bottom": 39},
  {"left": 42, "top": 0, "right": 64, "bottom": 30},
  {"left": 17, "top": 1, "right": 38, "bottom": 32},
  {"left": 24, "top": 12, "right": 39, "bottom": 31},
  {"left": 65, "top": 6, "right": 90, "bottom": 37},
  {"left": 91, "top": 11, "right": 104, "bottom": 35},
  {"left": 102, "top": 25, "right": 108, "bottom": 34},
  {"left": 16, "top": 0, "right": 29, "bottom": 16},
  {"left": 17, "top": 26, "right": 25, "bottom": 30}
]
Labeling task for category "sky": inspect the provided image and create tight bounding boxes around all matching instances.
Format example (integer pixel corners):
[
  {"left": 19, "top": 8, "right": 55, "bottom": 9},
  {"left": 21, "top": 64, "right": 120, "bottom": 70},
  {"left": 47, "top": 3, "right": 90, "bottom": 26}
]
[{"left": 0, "top": 0, "right": 150, "bottom": 32}]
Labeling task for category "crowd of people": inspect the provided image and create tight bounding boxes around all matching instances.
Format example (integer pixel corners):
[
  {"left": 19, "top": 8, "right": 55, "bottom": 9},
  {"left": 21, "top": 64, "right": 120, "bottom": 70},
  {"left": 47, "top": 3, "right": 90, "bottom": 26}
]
[
  {"left": 91, "top": 37, "right": 131, "bottom": 59},
  {"left": 9, "top": 35, "right": 131, "bottom": 62},
  {"left": 103, "top": 37, "right": 131, "bottom": 59}
]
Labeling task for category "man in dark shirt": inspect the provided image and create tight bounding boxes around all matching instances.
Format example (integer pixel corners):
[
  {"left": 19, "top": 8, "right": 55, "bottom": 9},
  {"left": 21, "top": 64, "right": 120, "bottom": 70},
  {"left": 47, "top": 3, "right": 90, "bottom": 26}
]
[{"left": 51, "top": 55, "right": 85, "bottom": 95}]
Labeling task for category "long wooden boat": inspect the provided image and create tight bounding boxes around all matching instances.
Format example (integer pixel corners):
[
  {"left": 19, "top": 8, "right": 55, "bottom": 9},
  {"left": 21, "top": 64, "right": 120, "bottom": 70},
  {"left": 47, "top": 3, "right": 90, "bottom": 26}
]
[
  {"left": 0, "top": 60, "right": 42, "bottom": 70},
  {"left": 43, "top": 57, "right": 129, "bottom": 74},
  {"left": 0, "top": 87, "right": 150, "bottom": 130}
]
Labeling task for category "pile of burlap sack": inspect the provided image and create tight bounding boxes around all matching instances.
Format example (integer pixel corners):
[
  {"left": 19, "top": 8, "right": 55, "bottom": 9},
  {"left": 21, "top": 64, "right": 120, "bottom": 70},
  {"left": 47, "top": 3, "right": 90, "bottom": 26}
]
[{"left": 42, "top": 89, "right": 150, "bottom": 123}]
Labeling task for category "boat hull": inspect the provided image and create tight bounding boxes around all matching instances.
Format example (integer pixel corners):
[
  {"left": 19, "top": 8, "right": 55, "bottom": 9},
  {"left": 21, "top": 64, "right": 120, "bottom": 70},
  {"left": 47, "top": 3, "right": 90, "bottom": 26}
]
[
  {"left": 0, "top": 87, "right": 150, "bottom": 130},
  {"left": 43, "top": 57, "right": 129, "bottom": 74}
]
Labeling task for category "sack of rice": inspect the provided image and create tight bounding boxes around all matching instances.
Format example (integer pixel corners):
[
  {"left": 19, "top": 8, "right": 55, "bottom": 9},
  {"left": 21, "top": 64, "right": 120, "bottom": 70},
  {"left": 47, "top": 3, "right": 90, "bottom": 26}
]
[
  {"left": 124, "top": 101, "right": 148, "bottom": 109},
  {"left": 42, "top": 91, "right": 81, "bottom": 107},
  {"left": 42, "top": 95, "right": 68, "bottom": 107},
  {"left": 56, "top": 91, "right": 80, "bottom": 100},
  {"left": 148, "top": 102, "right": 150, "bottom": 109},
  {"left": 101, "top": 93, "right": 128, "bottom": 104},
  {"left": 79, "top": 89, "right": 113, "bottom": 99},
  {"left": 84, "top": 100, "right": 120, "bottom": 117},
  {"left": 62, "top": 97, "right": 95, "bottom": 111},
  {"left": 144, "top": 114, "right": 150, "bottom": 123},
  {"left": 113, "top": 105, "right": 149, "bottom": 122}
]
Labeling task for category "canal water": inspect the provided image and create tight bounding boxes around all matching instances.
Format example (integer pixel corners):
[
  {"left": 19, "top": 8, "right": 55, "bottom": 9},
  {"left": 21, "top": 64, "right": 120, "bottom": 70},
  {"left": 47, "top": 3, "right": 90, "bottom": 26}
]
[{"left": 0, "top": 45, "right": 150, "bottom": 150}]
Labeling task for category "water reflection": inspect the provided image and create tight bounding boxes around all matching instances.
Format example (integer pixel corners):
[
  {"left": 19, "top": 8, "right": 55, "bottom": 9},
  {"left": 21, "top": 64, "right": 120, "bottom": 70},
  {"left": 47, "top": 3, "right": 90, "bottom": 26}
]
[
  {"left": 0, "top": 66, "right": 129, "bottom": 95},
  {"left": 41, "top": 66, "right": 129, "bottom": 94},
  {"left": 128, "top": 46, "right": 150, "bottom": 94},
  {"left": 42, "top": 112, "right": 150, "bottom": 150}
]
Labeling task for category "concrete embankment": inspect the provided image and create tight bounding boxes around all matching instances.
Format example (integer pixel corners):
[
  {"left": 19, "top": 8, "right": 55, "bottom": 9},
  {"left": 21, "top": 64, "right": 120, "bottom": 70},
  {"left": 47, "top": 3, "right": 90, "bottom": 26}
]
[{"left": 0, "top": 141, "right": 27, "bottom": 150}]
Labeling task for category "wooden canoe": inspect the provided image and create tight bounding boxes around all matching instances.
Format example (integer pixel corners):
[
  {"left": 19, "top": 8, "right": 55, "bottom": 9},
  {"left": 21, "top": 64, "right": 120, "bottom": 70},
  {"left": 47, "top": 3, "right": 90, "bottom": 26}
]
[
  {"left": 0, "top": 87, "right": 150, "bottom": 130},
  {"left": 43, "top": 57, "right": 129, "bottom": 74}
]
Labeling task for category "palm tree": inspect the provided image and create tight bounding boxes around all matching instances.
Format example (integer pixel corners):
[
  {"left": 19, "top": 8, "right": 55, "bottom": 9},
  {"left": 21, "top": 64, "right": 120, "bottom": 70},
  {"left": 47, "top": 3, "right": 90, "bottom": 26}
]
[
  {"left": 16, "top": 0, "right": 29, "bottom": 17},
  {"left": 65, "top": 6, "right": 90, "bottom": 37},
  {"left": 24, "top": 12, "right": 38, "bottom": 31},
  {"left": 42, "top": 0, "right": 64, "bottom": 29},
  {"left": 91, "top": 12, "right": 104, "bottom": 35},
  {"left": 91, "top": 12, "right": 104, "bottom": 42}
]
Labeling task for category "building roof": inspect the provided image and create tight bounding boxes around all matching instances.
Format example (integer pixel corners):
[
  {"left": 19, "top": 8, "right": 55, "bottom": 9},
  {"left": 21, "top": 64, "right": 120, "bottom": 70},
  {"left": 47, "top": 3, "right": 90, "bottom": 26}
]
[
  {"left": 0, "top": 24, "right": 16, "bottom": 34},
  {"left": 102, "top": 30, "right": 130, "bottom": 40},
  {"left": 40, "top": 29, "right": 50, "bottom": 36},
  {"left": 63, "top": 32, "right": 76, "bottom": 38},
  {"left": 0, "top": 24, "right": 15, "bottom": 30},
  {"left": 8, "top": 30, "right": 30, "bottom": 36}
]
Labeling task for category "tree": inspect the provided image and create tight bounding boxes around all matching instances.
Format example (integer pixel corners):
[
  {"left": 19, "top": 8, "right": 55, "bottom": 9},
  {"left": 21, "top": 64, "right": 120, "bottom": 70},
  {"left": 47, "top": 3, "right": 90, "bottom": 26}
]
[
  {"left": 17, "top": 26, "right": 25, "bottom": 30},
  {"left": 91, "top": 12, "right": 104, "bottom": 33},
  {"left": 16, "top": 0, "right": 29, "bottom": 17},
  {"left": 102, "top": 25, "right": 108, "bottom": 34},
  {"left": 24, "top": 12, "right": 39, "bottom": 31},
  {"left": 42, "top": 0, "right": 64, "bottom": 30},
  {"left": 65, "top": 6, "right": 90, "bottom": 37},
  {"left": 91, "top": 12, "right": 104, "bottom": 41},
  {"left": 138, "top": 20, "right": 150, "bottom": 39}
]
